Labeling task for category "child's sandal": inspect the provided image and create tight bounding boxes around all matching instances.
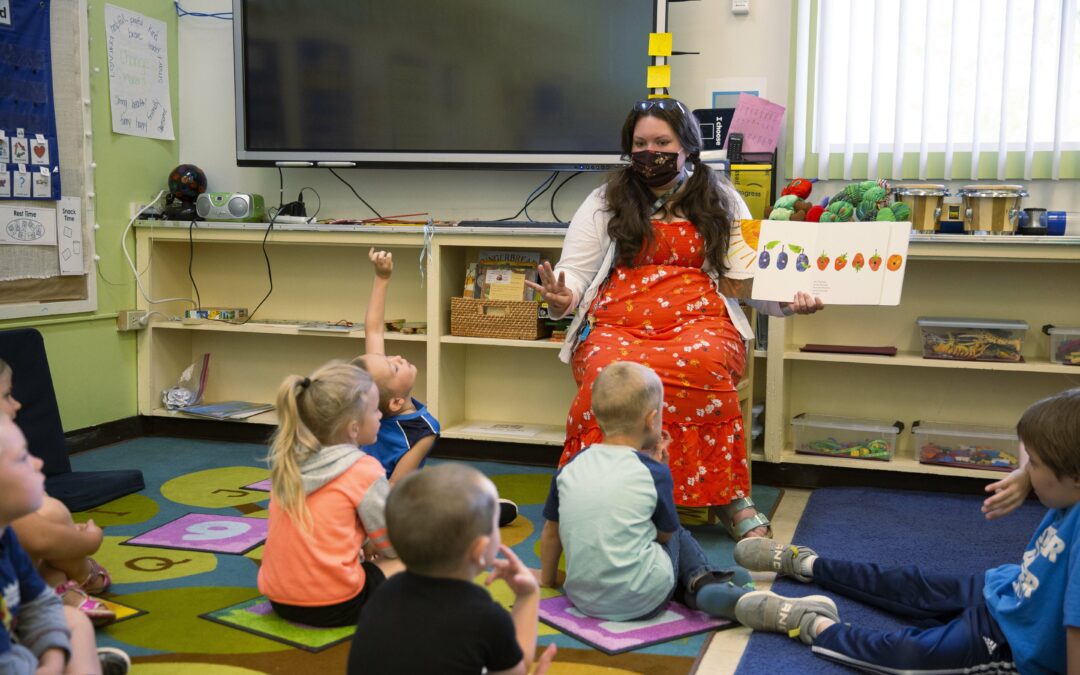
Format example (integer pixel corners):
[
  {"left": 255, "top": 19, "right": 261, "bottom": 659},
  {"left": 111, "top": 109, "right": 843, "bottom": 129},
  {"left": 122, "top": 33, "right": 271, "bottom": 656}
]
[
  {"left": 80, "top": 557, "right": 112, "bottom": 595},
  {"left": 56, "top": 580, "right": 116, "bottom": 628}
]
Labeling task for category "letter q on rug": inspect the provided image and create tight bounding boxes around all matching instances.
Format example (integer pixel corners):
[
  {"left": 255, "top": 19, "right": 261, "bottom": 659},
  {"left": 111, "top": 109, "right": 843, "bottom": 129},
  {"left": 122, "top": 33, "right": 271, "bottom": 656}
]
[
  {"left": 122, "top": 513, "right": 269, "bottom": 554},
  {"left": 200, "top": 596, "right": 355, "bottom": 652},
  {"left": 538, "top": 595, "right": 734, "bottom": 655}
]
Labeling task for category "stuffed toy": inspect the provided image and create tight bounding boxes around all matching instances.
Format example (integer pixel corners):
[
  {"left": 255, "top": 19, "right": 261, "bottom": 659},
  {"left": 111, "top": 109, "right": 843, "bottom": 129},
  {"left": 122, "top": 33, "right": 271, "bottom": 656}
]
[
  {"left": 781, "top": 178, "right": 813, "bottom": 200},
  {"left": 764, "top": 178, "right": 815, "bottom": 220}
]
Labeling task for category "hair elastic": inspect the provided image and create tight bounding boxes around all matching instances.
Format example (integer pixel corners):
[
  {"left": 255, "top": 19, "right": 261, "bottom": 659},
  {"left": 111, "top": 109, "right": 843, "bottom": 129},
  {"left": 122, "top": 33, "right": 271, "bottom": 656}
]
[{"left": 300, "top": 377, "right": 311, "bottom": 388}]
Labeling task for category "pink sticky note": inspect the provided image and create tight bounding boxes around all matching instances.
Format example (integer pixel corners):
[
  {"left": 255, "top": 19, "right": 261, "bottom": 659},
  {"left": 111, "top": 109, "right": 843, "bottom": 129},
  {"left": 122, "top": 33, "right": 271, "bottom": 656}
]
[{"left": 726, "top": 93, "right": 786, "bottom": 153}]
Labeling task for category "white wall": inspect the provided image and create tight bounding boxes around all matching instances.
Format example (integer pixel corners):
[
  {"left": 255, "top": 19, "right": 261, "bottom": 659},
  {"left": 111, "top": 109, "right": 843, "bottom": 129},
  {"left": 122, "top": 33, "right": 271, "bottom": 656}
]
[
  {"left": 178, "top": 1, "right": 1078, "bottom": 228},
  {"left": 177, "top": 1, "right": 787, "bottom": 221}
]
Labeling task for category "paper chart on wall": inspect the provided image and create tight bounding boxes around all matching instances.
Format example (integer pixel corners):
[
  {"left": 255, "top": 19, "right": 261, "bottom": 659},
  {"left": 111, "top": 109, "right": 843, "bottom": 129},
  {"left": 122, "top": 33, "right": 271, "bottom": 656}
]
[
  {"left": 0, "top": 204, "right": 57, "bottom": 246},
  {"left": 104, "top": 4, "right": 175, "bottom": 140},
  {"left": 57, "top": 197, "right": 84, "bottom": 275},
  {"left": 750, "top": 221, "right": 911, "bottom": 306}
]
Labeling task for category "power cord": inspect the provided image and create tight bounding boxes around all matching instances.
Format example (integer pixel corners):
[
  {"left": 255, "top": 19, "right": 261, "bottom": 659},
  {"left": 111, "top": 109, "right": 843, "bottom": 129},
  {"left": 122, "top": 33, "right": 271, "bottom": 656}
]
[
  {"left": 328, "top": 168, "right": 383, "bottom": 220},
  {"left": 499, "top": 171, "right": 558, "bottom": 221},
  {"left": 122, "top": 190, "right": 197, "bottom": 306},
  {"left": 549, "top": 171, "right": 583, "bottom": 223}
]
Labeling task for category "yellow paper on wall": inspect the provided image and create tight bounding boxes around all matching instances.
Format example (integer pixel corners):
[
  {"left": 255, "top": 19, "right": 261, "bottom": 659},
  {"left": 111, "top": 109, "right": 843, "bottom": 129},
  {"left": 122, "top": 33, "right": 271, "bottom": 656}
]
[
  {"left": 648, "top": 33, "right": 673, "bottom": 56},
  {"left": 646, "top": 65, "right": 671, "bottom": 89}
]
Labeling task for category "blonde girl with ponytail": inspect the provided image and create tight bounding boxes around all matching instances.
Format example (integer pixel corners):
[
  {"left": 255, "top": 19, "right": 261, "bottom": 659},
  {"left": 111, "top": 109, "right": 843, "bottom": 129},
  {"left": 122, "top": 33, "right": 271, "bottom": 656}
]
[{"left": 258, "top": 361, "right": 403, "bottom": 627}]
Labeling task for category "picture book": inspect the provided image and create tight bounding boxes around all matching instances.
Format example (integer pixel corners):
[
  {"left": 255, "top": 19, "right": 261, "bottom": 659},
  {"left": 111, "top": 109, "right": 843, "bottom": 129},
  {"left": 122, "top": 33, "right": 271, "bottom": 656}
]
[
  {"left": 468, "top": 250, "right": 542, "bottom": 301},
  {"left": 749, "top": 221, "right": 911, "bottom": 305},
  {"left": 179, "top": 401, "right": 275, "bottom": 420}
]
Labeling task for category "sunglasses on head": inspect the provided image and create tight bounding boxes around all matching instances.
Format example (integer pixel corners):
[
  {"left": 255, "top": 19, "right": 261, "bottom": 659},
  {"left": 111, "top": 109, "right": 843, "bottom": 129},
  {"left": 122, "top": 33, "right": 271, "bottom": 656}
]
[{"left": 633, "top": 98, "right": 690, "bottom": 115}]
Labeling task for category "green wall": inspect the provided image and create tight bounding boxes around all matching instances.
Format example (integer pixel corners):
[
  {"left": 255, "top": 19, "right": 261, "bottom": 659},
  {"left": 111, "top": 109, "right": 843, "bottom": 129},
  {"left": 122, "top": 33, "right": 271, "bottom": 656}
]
[{"left": 0, "top": 1, "right": 179, "bottom": 430}]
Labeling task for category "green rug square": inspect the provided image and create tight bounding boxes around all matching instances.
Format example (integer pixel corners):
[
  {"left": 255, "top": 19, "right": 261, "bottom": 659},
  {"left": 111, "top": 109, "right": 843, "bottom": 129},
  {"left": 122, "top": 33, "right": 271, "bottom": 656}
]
[{"left": 200, "top": 595, "right": 354, "bottom": 652}]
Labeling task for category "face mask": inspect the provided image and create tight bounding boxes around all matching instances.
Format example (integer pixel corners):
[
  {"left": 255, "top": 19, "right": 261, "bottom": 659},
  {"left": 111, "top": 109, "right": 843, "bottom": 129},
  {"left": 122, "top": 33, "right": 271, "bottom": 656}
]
[{"left": 630, "top": 150, "right": 681, "bottom": 188}]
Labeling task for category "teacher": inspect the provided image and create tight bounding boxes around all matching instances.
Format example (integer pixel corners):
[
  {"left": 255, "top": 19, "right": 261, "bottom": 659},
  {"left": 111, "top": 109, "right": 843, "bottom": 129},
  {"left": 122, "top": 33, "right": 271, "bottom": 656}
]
[{"left": 528, "top": 98, "right": 822, "bottom": 540}]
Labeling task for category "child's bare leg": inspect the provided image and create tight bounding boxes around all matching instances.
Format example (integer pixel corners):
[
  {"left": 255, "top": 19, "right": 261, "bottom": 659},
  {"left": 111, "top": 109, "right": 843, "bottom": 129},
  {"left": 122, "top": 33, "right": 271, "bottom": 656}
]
[
  {"left": 63, "top": 605, "right": 102, "bottom": 675},
  {"left": 374, "top": 556, "right": 405, "bottom": 579},
  {"left": 15, "top": 497, "right": 97, "bottom": 583}
]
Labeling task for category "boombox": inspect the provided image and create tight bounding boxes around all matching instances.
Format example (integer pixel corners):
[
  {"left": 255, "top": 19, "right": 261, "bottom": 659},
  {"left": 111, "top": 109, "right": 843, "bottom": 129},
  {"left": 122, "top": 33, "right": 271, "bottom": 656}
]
[{"left": 195, "top": 192, "right": 266, "bottom": 222}]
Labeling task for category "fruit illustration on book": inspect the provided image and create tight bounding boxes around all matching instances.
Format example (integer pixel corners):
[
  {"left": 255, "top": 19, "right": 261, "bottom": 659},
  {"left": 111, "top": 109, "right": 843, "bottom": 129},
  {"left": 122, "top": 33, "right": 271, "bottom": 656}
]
[
  {"left": 852, "top": 252, "right": 865, "bottom": 272},
  {"left": 834, "top": 253, "right": 848, "bottom": 271},
  {"left": 816, "top": 252, "right": 830, "bottom": 271},
  {"left": 758, "top": 240, "right": 782, "bottom": 269},
  {"left": 887, "top": 254, "right": 904, "bottom": 271},
  {"left": 777, "top": 246, "right": 789, "bottom": 270},
  {"left": 788, "top": 244, "right": 809, "bottom": 272},
  {"left": 869, "top": 250, "right": 882, "bottom": 271}
]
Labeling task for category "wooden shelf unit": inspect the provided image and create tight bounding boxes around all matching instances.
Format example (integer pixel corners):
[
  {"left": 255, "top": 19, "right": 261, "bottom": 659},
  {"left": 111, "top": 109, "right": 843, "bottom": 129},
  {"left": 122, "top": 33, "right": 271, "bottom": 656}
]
[{"left": 762, "top": 238, "right": 1080, "bottom": 476}]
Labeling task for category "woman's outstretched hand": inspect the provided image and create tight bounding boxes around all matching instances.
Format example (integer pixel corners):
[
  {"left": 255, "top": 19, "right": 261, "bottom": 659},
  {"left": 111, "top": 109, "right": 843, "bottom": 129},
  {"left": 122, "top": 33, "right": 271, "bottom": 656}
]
[
  {"left": 786, "top": 291, "right": 824, "bottom": 315},
  {"left": 525, "top": 261, "right": 574, "bottom": 317}
]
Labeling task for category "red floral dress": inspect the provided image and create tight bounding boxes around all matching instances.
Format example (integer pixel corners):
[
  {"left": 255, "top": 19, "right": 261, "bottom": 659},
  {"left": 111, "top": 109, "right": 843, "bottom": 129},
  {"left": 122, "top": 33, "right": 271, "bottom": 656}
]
[{"left": 559, "top": 220, "right": 749, "bottom": 507}]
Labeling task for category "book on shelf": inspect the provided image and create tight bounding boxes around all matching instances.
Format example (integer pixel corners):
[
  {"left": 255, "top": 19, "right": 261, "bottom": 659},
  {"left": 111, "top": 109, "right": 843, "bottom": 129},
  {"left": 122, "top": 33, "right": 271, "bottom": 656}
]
[
  {"left": 179, "top": 401, "right": 275, "bottom": 420},
  {"left": 297, "top": 321, "right": 361, "bottom": 333},
  {"left": 468, "top": 250, "right": 542, "bottom": 302}
]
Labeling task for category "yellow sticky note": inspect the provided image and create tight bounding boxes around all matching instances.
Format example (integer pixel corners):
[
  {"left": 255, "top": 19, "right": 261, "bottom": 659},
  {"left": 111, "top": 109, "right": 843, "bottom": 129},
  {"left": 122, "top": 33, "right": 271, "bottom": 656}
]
[
  {"left": 648, "top": 32, "right": 673, "bottom": 56},
  {"left": 647, "top": 65, "right": 671, "bottom": 89}
]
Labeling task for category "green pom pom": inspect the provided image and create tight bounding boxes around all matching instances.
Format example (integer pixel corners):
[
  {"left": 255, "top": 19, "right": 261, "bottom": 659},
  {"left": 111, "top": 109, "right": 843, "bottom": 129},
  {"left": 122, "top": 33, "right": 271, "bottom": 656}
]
[
  {"left": 863, "top": 186, "right": 886, "bottom": 204},
  {"left": 842, "top": 184, "right": 863, "bottom": 202},
  {"left": 774, "top": 194, "right": 798, "bottom": 210},
  {"left": 834, "top": 203, "right": 854, "bottom": 221},
  {"left": 876, "top": 207, "right": 897, "bottom": 221},
  {"left": 769, "top": 208, "right": 794, "bottom": 220},
  {"left": 856, "top": 201, "right": 878, "bottom": 221},
  {"left": 819, "top": 211, "right": 837, "bottom": 222},
  {"left": 891, "top": 202, "right": 911, "bottom": 221}
]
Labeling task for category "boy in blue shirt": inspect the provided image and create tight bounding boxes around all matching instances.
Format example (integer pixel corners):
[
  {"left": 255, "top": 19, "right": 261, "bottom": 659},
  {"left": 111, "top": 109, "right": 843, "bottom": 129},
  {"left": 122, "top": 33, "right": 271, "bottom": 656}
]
[
  {"left": 354, "top": 250, "right": 517, "bottom": 526},
  {"left": 539, "top": 361, "right": 751, "bottom": 621},
  {"left": 734, "top": 387, "right": 1080, "bottom": 674}
]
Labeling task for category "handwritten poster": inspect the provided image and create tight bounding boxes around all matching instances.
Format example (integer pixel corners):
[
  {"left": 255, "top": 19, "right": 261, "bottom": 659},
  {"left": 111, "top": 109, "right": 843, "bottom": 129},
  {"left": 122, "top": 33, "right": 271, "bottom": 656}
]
[
  {"left": 726, "top": 93, "right": 785, "bottom": 154},
  {"left": 105, "top": 5, "right": 174, "bottom": 140},
  {"left": 750, "top": 221, "right": 911, "bottom": 306},
  {"left": 57, "top": 197, "right": 84, "bottom": 275}
]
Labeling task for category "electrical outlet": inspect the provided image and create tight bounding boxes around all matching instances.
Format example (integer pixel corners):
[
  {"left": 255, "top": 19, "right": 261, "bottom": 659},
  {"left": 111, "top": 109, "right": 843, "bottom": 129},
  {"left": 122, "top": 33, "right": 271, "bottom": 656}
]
[{"left": 117, "top": 309, "right": 148, "bottom": 331}]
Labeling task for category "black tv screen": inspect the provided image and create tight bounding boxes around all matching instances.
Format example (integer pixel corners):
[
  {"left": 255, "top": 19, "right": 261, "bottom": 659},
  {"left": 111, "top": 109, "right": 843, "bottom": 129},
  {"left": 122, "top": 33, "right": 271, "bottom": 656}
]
[{"left": 233, "top": 0, "right": 666, "bottom": 170}]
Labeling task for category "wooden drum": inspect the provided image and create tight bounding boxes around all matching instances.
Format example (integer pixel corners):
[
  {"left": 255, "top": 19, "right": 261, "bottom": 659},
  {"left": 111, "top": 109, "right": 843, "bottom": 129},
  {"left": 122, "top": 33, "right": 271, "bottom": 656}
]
[
  {"left": 892, "top": 184, "right": 948, "bottom": 233},
  {"left": 958, "top": 185, "right": 1028, "bottom": 235}
]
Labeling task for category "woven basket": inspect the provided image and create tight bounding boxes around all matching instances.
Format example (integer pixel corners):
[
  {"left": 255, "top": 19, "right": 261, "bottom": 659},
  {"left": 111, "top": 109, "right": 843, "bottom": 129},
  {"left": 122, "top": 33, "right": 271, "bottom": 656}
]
[{"left": 450, "top": 297, "right": 546, "bottom": 340}]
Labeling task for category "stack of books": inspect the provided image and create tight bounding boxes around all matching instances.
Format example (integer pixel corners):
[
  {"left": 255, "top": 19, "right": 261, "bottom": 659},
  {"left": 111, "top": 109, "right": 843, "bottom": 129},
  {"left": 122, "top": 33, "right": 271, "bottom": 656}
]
[
  {"left": 463, "top": 250, "right": 541, "bottom": 302},
  {"left": 179, "top": 401, "right": 275, "bottom": 420}
]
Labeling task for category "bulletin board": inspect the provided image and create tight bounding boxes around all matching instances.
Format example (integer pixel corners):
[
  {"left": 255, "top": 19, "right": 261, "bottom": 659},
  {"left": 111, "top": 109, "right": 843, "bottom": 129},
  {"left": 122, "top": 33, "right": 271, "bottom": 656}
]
[{"left": 0, "top": 0, "right": 96, "bottom": 319}]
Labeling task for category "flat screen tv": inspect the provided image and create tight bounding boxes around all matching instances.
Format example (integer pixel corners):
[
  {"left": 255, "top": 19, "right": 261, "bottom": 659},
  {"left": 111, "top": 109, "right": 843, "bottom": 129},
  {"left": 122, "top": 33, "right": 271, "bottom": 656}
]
[{"left": 233, "top": 0, "right": 667, "bottom": 170}]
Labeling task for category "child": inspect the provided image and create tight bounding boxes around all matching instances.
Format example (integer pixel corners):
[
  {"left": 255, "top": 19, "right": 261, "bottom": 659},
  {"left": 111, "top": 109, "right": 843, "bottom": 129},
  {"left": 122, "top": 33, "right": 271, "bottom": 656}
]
[
  {"left": 257, "top": 361, "right": 404, "bottom": 627},
  {"left": 354, "top": 249, "right": 518, "bottom": 526},
  {"left": 347, "top": 463, "right": 556, "bottom": 674},
  {"left": 733, "top": 387, "right": 1080, "bottom": 674},
  {"left": 0, "top": 413, "right": 131, "bottom": 674},
  {"left": 539, "top": 361, "right": 750, "bottom": 621},
  {"left": 1, "top": 359, "right": 114, "bottom": 627}
]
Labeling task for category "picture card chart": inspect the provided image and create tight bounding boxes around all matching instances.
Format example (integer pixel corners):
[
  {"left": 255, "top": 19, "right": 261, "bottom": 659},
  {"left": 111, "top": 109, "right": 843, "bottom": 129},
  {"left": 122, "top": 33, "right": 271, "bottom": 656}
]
[
  {"left": 0, "top": 0, "right": 62, "bottom": 200},
  {"left": 105, "top": 4, "right": 175, "bottom": 140},
  {"left": 750, "top": 221, "right": 911, "bottom": 306}
]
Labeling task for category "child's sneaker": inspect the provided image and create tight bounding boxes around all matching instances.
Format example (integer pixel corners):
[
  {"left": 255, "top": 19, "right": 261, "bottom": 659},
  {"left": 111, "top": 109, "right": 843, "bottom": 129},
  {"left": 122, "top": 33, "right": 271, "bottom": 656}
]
[
  {"left": 734, "top": 538, "right": 817, "bottom": 583},
  {"left": 498, "top": 499, "right": 518, "bottom": 527},
  {"left": 734, "top": 590, "right": 840, "bottom": 645},
  {"left": 97, "top": 647, "right": 131, "bottom": 675}
]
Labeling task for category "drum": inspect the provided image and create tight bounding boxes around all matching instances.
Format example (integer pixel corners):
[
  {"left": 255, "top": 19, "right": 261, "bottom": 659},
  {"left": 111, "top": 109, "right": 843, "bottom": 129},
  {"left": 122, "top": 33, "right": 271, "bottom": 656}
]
[
  {"left": 957, "top": 185, "right": 1028, "bottom": 235},
  {"left": 892, "top": 184, "right": 948, "bottom": 233}
]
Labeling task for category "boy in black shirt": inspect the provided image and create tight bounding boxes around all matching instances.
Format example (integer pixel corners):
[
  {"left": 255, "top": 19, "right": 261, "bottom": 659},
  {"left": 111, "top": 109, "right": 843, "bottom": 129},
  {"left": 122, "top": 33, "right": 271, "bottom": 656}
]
[{"left": 347, "top": 463, "right": 556, "bottom": 674}]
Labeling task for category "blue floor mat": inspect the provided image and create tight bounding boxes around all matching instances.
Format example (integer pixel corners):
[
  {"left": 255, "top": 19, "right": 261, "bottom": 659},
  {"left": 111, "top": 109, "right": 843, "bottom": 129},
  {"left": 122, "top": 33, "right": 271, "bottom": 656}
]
[{"left": 735, "top": 486, "right": 1046, "bottom": 674}]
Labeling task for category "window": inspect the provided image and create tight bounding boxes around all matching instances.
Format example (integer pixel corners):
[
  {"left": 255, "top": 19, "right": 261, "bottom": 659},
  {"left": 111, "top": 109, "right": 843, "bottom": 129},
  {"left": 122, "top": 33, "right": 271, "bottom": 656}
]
[{"left": 790, "top": 0, "right": 1080, "bottom": 180}]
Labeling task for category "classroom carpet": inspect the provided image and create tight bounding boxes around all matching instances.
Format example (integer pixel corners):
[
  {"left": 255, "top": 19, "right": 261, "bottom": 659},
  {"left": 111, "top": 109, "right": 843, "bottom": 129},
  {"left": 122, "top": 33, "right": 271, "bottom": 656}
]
[
  {"left": 69, "top": 437, "right": 783, "bottom": 674},
  {"left": 735, "top": 486, "right": 1047, "bottom": 674}
]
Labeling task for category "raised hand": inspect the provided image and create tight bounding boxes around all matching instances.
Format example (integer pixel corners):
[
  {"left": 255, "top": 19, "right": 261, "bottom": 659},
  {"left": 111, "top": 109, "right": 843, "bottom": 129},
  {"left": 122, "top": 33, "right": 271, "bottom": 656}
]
[
  {"left": 486, "top": 544, "right": 539, "bottom": 599},
  {"left": 369, "top": 248, "right": 393, "bottom": 278},
  {"left": 524, "top": 261, "right": 573, "bottom": 317}
]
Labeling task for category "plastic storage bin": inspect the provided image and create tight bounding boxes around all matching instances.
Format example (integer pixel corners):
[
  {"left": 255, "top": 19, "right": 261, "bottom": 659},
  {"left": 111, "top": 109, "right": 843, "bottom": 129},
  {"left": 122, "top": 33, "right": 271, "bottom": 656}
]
[
  {"left": 1046, "top": 325, "right": 1080, "bottom": 365},
  {"left": 791, "top": 414, "right": 902, "bottom": 462},
  {"left": 917, "top": 317, "right": 1028, "bottom": 363},
  {"left": 913, "top": 421, "right": 1020, "bottom": 472}
]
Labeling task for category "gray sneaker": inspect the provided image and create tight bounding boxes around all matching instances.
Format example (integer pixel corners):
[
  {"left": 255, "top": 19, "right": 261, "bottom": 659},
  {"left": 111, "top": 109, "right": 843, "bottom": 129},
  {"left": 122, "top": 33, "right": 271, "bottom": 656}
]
[
  {"left": 735, "top": 591, "right": 840, "bottom": 645},
  {"left": 98, "top": 647, "right": 130, "bottom": 675},
  {"left": 734, "top": 538, "right": 817, "bottom": 583}
]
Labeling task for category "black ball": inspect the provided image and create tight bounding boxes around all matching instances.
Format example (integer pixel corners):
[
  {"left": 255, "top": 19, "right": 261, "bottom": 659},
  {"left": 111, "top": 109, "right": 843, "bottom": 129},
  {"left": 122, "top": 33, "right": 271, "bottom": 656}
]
[{"left": 168, "top": 164, "right": 207, "bottom": 203}]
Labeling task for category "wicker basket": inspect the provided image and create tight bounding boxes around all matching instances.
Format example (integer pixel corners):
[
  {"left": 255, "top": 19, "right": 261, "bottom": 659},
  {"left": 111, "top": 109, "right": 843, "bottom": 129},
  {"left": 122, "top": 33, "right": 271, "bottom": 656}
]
[{"left": 450, "top": 297, "right": 547, "bottom": 340}]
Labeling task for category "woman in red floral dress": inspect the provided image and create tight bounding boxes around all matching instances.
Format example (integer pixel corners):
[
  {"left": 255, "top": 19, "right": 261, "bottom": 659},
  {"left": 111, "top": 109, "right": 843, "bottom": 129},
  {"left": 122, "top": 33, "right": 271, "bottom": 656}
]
[{"left": 529, "top": 99, "right": 822, "bottom": 540}]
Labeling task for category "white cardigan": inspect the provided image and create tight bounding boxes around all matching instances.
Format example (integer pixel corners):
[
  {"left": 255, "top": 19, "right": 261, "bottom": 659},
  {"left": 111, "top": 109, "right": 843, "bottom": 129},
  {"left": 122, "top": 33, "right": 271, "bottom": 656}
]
[{"left": 553, "top": 182, "right": 790, "bottom": 364}]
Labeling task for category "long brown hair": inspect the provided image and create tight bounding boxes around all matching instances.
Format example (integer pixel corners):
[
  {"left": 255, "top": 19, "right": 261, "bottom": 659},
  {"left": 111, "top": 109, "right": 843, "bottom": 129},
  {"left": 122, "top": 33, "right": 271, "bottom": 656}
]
[
  {"left": 604, "top": 99, "right": 739, "bottom": 271},
  {"left": 268, "top": 361, "right": 374, "bottom": 530}
]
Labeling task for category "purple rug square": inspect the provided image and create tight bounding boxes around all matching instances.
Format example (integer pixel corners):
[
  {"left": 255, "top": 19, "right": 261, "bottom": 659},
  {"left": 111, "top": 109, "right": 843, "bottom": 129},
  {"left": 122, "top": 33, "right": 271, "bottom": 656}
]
[
  {"left": 244, "top": 478, "right": 272, "bottom": 492},
  {"left": 124, "top": 513, "right": 269, "bottom": 554},
  {"left": 538, "top": 595, "right": 732, "bottom": 655}
]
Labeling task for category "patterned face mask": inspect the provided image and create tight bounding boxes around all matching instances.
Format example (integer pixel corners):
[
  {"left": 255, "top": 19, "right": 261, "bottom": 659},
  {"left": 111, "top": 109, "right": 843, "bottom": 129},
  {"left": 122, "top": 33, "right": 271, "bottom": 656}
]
[{"left": 630, "top": 150, "right": 681, "bottom": 188}]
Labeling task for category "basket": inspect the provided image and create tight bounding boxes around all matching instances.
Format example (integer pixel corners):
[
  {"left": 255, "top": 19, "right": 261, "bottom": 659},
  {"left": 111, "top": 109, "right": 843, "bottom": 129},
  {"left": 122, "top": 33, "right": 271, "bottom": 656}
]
[{"left": 450, "top": 297, "right": 547, "bottom": 340}]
